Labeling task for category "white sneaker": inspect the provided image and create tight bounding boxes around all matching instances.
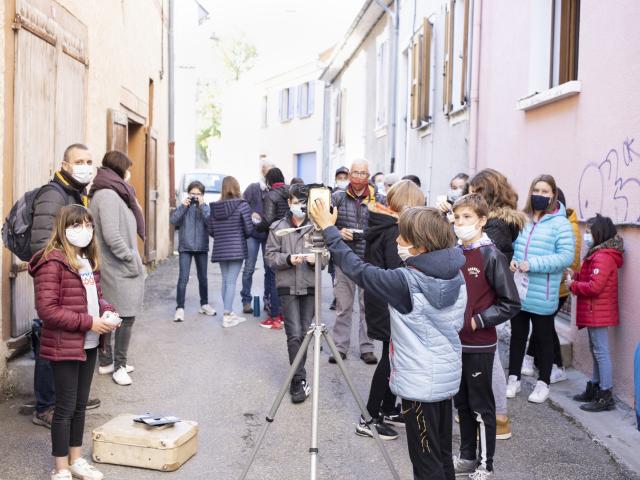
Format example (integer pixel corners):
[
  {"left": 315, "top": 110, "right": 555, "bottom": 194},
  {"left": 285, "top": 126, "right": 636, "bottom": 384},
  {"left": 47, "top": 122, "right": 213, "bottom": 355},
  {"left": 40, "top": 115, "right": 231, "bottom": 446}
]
[
  {"left": 222, "top": 313, "right": 246, "bottom": 328},
  {"left": 469, "top": 466, "right": 494, "bottom": 480},
  {"left": 112, "top": 366, "right": 133, "bottom": 386},
  {"left": 98, "top": 363, "right": 134, "bottom": 375},
  {"left": 506, "top": 375, "right": 521, "bottom": 399},
  {"left": 51, "top": 470, "right": 72, "bottom": 480},
  {"left": 199, "top": 304, "right": 217, "bottom": 316},
  {"left": 528, "top": 380, "right": 550, "bottom": 403},
  {"left": 174, "top": 308, "right": 185, "bottom": 322},
  {"left": 550, "top": 364, "right": 567, "bottom": 384},
  {"left": 69, "top": 457, "right": 104, "bottom": 480},
  {"left": 521, "top": 355, "right": 535, "bottom": 376}
]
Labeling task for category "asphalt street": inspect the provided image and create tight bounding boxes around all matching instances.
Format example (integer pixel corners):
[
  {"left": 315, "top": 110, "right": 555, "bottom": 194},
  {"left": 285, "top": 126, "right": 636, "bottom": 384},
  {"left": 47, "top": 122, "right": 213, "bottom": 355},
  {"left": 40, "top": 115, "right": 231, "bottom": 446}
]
[{"left": 1, "top": 255, "right": 639, "bottom": 480}]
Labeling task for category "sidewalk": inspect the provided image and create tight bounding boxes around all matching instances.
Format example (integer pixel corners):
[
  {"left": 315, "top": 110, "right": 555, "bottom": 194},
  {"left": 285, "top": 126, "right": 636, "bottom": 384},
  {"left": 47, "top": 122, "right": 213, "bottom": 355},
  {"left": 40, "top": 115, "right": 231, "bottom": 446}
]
[{"left": 1, "top": 255, "right": 639, "bottom": 479}]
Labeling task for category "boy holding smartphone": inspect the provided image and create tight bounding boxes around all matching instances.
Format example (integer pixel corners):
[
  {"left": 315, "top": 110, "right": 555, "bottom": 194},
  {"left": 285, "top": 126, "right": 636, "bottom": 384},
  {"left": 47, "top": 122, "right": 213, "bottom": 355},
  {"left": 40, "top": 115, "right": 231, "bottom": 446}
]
[{"left": 265, "top": 184, "right": 327, "bottom": 403}]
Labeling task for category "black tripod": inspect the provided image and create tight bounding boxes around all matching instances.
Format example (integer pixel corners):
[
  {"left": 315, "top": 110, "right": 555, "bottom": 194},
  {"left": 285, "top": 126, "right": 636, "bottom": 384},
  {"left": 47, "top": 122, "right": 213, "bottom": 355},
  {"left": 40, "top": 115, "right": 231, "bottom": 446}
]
[{"left": 238, "top": 229, "right": 400, "bottom": 480}]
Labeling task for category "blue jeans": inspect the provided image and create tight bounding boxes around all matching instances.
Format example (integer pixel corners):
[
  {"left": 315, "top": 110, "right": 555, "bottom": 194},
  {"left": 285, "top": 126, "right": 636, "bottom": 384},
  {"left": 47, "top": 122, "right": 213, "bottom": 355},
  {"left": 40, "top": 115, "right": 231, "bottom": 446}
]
[
  {"left": 588, "top": 327, "right": 613, "bottom": 390},
  {"left": 176, "top": 252, "right": 209, "bottom": 309},
  {"left": 241, "top": 237, "right": 265, "bottom": 306},
  {"left": 32, "top": 319, "right": 55, "bottom": 413},
  {"left": 219, "top": 260, "right": 244, "bottom": 313}
]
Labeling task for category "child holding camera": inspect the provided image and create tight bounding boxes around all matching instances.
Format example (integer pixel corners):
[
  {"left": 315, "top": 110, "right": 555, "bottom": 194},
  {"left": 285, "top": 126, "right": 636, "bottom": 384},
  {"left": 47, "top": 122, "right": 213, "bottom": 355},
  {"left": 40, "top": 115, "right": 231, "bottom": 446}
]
[
  {"left": 265, "top": 184, "right": 327, "bottom": 403},
  {"left": 170, "top": 180, "right": 215, "bottom": 322},
  {"left": 310, "top": 200, "right": 466, "bottom": 480},
  {"left": 451, "top": 194, "right": 520, "bottom": 479},
  {"left": 29, "top": 205, "right": 118, "bottom": 480}
]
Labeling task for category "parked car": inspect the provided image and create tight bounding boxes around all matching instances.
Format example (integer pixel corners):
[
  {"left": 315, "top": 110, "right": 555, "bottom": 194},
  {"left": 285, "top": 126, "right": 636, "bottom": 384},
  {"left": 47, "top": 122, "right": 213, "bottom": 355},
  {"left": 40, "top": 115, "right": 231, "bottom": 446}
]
[{"left": 178, "top": 170, "right": 225, "bottom": 205}]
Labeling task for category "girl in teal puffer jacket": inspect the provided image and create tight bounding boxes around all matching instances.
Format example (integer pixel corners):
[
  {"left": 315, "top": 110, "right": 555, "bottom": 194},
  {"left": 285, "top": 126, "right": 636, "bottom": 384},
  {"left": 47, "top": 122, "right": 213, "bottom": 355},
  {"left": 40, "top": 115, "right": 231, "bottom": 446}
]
[{"left": 507, "top": 175, "right": 575, "bottom": 404}]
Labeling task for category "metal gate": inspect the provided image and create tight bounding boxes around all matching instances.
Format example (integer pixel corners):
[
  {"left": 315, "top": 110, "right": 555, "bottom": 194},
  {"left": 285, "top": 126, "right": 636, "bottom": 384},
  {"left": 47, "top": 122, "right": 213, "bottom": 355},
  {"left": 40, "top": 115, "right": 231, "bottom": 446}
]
[{"left": 10, "top": 0, "right": 87, "bottom": 337}]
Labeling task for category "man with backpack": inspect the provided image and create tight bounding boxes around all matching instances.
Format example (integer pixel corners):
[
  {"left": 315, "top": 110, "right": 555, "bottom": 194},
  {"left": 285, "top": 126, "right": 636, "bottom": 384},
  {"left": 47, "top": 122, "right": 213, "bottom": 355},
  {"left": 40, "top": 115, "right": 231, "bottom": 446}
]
[{"left": 29, "top": 143, "right": 99, "bottom": 428}]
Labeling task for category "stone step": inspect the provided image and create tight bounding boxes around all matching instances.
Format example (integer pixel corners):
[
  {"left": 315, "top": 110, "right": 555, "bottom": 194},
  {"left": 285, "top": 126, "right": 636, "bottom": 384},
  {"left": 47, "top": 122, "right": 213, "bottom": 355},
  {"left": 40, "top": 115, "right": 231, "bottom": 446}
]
[{"left": 6, "top": 354, "right": 35, "bottom": 397}]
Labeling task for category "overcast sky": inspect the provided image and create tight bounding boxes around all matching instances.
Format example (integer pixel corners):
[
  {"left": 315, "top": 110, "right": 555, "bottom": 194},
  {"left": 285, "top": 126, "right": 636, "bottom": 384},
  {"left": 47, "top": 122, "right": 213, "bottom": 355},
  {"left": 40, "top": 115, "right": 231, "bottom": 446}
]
[{"left": 199, "top": 0, "right": 364, "bottom": 77}]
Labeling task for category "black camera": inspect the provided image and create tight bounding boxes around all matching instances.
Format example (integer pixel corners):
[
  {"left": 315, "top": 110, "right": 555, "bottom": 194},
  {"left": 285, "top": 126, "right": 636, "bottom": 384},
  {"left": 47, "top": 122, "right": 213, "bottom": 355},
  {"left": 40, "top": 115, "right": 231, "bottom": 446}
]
[{"left": 189, "top": 196, "right": 199, "bottom": 206}]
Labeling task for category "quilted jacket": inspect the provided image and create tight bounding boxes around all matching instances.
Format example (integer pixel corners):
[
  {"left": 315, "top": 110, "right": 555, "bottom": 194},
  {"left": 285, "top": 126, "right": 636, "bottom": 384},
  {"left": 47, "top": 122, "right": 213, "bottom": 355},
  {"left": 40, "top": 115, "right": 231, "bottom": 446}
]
[
  {"left": 570, "top": 236, "right": 624, "bottom": 328},
  {"left": 512, "top": 202, "right": 575, "bottom": 315},
  {"left": 28, "top": 249, "right": 114, "bottom": 362}
]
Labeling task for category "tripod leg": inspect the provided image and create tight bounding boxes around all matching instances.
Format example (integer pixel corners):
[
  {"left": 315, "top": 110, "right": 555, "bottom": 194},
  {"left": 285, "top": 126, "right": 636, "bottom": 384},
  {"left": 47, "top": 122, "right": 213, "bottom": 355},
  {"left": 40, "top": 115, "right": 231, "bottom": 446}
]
[
  {"left": 322, "top": 330, "right": 401, "bottom": 480},
  {"left": 238, "top": 327, "right": 316, "bottom": 480},
  {"left": 309, "top": 325, "right": 322, "bottom": 480}
]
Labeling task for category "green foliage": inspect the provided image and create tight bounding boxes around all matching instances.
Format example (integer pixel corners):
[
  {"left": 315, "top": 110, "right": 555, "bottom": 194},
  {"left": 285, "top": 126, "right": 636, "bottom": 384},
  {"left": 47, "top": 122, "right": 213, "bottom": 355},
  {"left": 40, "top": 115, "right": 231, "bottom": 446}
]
[
  {"left": 220, "top": 35, "right": 258, "bottom": 81},
  {"left": 196, "top": 81, "right": 221, "bottom": 163}
]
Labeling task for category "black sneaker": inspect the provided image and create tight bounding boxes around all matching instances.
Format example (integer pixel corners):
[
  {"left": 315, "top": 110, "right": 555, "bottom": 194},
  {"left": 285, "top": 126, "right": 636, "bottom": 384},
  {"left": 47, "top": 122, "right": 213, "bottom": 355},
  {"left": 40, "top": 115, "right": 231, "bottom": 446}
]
[
  {"left": 328, "top": 352, "right": 346, "bottom": 364},
  {"left": 381, "top": 406, "right": 406, "bottom": 427},
  {"left": 354, "top": 416, "right": 398, "bottom": 440},
  {"left": 86, "top": 398, "right": 101, "bottom": 410},
  {"left": 329, "top": 298, "right": 337, "bottom": 311},
  {"left": 290, "top": 379, "right": 311, "bottom": 404}
]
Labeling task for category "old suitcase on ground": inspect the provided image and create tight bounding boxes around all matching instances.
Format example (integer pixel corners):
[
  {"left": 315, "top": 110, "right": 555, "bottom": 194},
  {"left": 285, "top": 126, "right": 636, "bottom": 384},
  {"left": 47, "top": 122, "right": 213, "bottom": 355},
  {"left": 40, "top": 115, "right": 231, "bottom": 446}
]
[{"left": 92, "top": 414, "right": 198, "bottom": 472}]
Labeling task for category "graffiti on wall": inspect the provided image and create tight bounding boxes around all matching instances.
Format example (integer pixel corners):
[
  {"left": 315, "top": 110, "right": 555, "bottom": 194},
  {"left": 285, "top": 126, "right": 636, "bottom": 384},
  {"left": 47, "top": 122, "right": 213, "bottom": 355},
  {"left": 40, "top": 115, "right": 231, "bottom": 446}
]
[{"left": 578, "top": 137, "right": 640, "bottom": 225}]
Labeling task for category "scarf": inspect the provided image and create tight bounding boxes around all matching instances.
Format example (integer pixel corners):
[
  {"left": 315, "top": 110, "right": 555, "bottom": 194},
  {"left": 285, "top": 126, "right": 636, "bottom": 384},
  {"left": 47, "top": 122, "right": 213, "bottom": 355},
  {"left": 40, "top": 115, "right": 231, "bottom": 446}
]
[
  {"left": 270, "top": 182, "right": 285, "bottom": 190},
  {"left": 89, "top": 167, "right": 146, "bottom": 241}
]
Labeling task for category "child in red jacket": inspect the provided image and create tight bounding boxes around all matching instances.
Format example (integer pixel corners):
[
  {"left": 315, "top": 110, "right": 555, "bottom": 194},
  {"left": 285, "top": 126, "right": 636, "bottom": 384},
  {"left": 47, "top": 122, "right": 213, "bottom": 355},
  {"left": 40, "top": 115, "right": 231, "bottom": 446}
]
[
  {"left": 29, "top": 205, "right": 118, "bottom": 480},
  {"left": 567, "top": 214, "right": 624, "bottom": 413}
]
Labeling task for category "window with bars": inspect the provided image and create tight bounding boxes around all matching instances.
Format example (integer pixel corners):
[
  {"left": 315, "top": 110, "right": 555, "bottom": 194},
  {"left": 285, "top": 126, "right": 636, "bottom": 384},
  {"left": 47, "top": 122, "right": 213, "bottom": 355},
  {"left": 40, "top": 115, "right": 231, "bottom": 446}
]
[
  {"left": 410, "top": 18, "right": 434, "bottom": 129},
  {"left": 261, "top": 95, "right": 268, "bottom": 128},
  {"left": 443, "top": 0, "right": 471, "bottom": 115}
]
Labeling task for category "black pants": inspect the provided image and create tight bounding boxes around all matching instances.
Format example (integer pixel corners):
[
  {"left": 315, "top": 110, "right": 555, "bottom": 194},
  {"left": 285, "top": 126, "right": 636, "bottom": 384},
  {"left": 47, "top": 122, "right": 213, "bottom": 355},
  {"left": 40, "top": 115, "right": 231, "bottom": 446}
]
[
  {"left": 401, "top": 398, "right": 454, "bottom": 480},
  {"left": 454, "top": 352, "right": 496, "bottom": 472},
  {"left": 509, "top": 310, "right": 555, "bottom": 384},
  {"left": 366, "top": 341, "right": 397, "bottom": 418},
  {"left": 32, "top": 319, "right": 56, "bottom": 413},
  {"left": 526, "top": 296, "right": 567, "bottom": 367},
  {"left": 50, "top": 348, "right": 97, "bottom": 457},
  {"left": 280, "top": 294, "right": 315, "bottom": 382}
]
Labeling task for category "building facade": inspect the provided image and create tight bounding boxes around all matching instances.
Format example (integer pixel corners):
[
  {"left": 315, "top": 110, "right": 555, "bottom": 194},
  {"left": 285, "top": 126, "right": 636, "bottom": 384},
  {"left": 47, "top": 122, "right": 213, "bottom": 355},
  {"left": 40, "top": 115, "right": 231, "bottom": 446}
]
[
  {"left": 322, "top": 0, "right": 640, "bottom": 407},
  {"left": 475, "top": 0, "right": 640, "bottom": 406},
  {"left": 1, "top": 0, "right": 171, "bottom": 384}
]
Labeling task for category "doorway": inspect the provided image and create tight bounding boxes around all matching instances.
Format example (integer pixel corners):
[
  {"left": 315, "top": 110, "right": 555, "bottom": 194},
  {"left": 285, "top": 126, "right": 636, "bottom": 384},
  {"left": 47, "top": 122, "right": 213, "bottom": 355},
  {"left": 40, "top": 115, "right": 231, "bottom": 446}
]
[{"left": 296, "top": 152, "right": 317, "bottom": 184}]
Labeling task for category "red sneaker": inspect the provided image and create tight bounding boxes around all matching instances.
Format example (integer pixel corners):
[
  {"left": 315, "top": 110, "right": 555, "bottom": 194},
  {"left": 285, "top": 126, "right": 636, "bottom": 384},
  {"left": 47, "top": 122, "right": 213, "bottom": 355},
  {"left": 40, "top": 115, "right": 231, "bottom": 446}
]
[
  {"left": 259, "top": 318, "right": 274, "bottom": 329},
  {"left": 271, "top": 318, "right": 283, "bottom": 330}
]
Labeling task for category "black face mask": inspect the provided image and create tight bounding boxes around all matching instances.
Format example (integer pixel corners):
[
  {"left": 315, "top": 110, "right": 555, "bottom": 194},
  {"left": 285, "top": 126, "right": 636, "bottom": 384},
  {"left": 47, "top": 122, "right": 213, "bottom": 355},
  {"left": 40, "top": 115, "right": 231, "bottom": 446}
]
[{"left": 531, "top": 194, "right": 551, "bottom": 211}]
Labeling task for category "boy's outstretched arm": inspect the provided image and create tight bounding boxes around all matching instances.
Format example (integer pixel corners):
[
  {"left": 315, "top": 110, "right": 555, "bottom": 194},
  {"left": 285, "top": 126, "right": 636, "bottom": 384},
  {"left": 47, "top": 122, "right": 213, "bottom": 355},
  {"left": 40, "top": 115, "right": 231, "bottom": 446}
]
[{"left": 322, "top": 226, "right": 412, "bottom": 314}]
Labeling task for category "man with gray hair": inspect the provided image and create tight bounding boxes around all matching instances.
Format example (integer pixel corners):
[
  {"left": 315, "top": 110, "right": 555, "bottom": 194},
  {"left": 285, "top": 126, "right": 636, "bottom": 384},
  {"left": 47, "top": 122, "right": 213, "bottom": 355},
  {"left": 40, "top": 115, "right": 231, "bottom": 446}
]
[
  {"left": 241, "top": 155, "right": 276, "bottom": 314},
  {"left": 329, "top": 159, "right": 377, "bottom": 365}
]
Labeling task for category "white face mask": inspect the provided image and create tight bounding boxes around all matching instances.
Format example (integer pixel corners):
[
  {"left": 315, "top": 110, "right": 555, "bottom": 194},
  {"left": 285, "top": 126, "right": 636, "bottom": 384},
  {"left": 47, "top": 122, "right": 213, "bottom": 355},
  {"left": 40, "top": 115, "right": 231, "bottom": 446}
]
[
  {"left": 124, "top": 170, "right": 132, "bottom": 182},
  {"left": 376, "top": 182, "right": 386, "bottom": 194},
  {"left": 290, "top": 204, "right": 306, "bottom": 219},
  {"left": 336, "top": 180, "right": 349, "bottom": 190},
  {"left": 397, "top": 244, "right": 414, "bottom": 262},
  {"left": 447, "top": 188, "right": 463, "bottom": 203},
  {"left": 583, "top": 232, "right": 594, "bottom": 248},
  {"left": 454, "top": 223, "right": 480, "bottom": 242},
  {"left": 65, "top": 226, "right": 93, "bottom": 248},
  {"left": 69, "top": 164, "right": 94, "bottom": 184}
]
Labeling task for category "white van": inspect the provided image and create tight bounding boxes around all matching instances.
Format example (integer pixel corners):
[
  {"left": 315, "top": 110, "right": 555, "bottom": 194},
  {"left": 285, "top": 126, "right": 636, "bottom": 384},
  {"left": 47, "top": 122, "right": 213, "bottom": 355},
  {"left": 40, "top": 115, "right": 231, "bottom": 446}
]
[{"left": 178, "top": 170, "right": 226, "bottom": 205}]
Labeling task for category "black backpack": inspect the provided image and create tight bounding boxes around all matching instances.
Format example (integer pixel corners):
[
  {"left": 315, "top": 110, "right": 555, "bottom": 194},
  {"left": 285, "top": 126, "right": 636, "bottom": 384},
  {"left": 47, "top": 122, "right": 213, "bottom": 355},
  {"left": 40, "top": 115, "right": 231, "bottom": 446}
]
[{"left": 2, "top": 182, "right": 65, "bottom": 261}]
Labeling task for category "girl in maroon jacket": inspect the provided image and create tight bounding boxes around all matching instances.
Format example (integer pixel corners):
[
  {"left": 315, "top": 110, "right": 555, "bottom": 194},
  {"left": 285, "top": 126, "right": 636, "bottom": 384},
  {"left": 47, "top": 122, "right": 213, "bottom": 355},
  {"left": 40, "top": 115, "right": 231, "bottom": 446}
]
[
  {"left": 567, "top": 214, "right": 624, "bottom": 413},
  {"left": 29, "top": 205, "right": 117, "bottom": 480}
]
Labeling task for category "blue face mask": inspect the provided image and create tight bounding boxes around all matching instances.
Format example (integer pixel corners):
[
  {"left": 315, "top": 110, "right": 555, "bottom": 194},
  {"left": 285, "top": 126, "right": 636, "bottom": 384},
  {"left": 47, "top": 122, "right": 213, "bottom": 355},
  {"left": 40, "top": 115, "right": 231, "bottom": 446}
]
[
  {"left": 290, "top": 204, "right": 305, "bottom": 219},
  {"left": 583, "top": 232, "right": 594, "bottom": 248}
]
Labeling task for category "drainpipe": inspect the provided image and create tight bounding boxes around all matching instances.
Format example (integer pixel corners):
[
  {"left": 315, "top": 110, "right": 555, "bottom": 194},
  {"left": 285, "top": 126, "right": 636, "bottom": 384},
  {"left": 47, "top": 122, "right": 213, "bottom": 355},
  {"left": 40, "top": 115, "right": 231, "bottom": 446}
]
[
  {"left": 468, "top": 0, "right": 483, "bottom": 175},
  {"left": 375, "top": 0, "right": 399, "bottom": 173}
]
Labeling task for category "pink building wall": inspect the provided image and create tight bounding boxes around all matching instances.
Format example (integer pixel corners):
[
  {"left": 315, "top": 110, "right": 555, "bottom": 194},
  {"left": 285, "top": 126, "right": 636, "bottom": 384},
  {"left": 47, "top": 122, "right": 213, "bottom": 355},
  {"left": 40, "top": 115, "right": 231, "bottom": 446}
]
[{"left": 475, "top": 0, "right": 640, "bottom": 405}]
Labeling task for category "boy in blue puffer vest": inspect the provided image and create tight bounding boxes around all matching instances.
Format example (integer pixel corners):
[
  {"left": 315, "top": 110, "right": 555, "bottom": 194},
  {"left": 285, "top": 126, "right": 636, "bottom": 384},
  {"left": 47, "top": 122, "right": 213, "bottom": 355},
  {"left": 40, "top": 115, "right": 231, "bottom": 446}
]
[
  {"left": 310, "top": 201, "right": 466, "bottom": 480},
  {"left": 451, "top": 194, "right": 521, "bottom": 479}
]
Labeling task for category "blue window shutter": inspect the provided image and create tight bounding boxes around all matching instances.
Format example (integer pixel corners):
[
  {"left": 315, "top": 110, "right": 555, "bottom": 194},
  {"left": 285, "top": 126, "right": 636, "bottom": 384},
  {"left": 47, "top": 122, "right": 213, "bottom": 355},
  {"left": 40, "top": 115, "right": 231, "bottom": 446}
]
[
  {"left": 278, "top": 89, "right": 283, "bottom": 122},
  {"left": 297, "top": 85, "right": 303, "bottom": 118},
  {"left": 288, "top": 87, "right": 295, "bottom": 119},
  {"left": 308, "top": 82, "right": 315, "bottom": 116}
]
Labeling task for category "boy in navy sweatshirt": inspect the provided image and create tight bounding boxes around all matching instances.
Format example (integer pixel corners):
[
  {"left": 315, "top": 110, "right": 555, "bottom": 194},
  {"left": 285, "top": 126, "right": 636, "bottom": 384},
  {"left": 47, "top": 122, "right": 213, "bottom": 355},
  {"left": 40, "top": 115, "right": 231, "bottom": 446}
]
[{"left": 451, "top": 194, "right": 520, "bottom": 479}]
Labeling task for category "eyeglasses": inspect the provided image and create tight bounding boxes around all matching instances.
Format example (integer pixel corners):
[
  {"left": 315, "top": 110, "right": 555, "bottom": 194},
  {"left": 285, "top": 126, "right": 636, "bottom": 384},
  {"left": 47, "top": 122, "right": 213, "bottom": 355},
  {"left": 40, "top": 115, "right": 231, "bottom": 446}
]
[
  {"left": 351, "top": 171, "right": 369, "bottom": 178},
  {"left": 68, "top": 222, "right": 94, "bottom": 232}
]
